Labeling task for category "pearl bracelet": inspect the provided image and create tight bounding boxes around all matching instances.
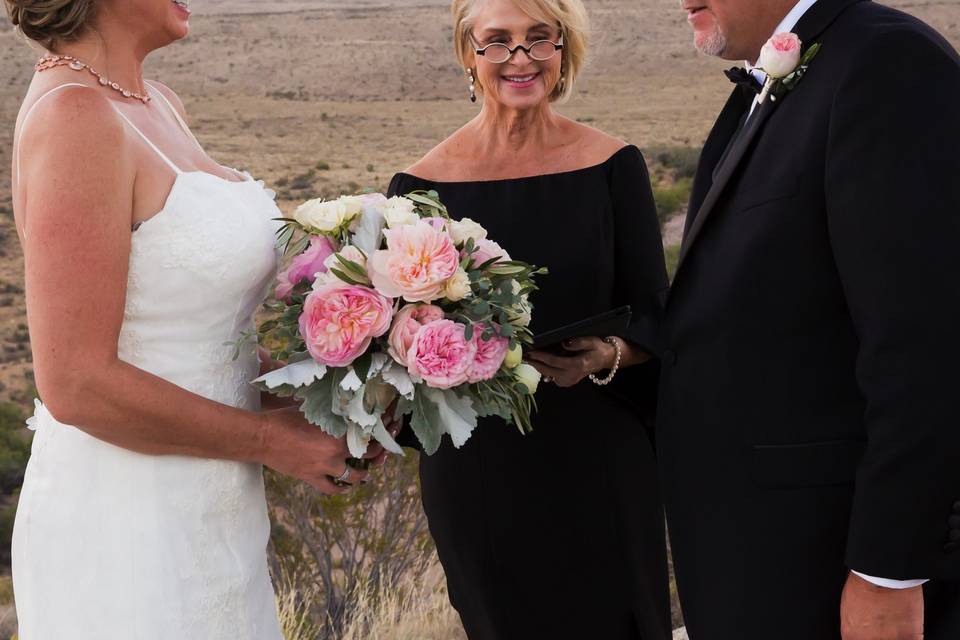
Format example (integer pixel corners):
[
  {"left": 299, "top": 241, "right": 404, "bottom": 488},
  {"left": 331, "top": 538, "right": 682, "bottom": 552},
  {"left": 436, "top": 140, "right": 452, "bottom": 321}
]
[{"left": 589, "top": 337, "right": 622, "bottom": 386}]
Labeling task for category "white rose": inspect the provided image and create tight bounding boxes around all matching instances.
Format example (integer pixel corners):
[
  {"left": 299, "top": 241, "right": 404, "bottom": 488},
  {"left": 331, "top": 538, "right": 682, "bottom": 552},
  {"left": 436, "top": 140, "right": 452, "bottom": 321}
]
[
  {"left": 514, "top": 363, "right": 542, "bottom": 394},
  {"left": 294, "top": 198, "right": 348, "bottom": 233},
  {"left": 449, "top": 218, "right": 488, "bottom": 246},
  {"left": 757, "top": 32, "right": 802, "bottom": 79},
  {"left": 503, "top": 344, "right": 523, "bottom": 369},
  {"left": 507, "top": 282, "right": 532, "bottom": 327},
  {"left": 443, "top": 268, "right": 472, "bottom": 302},
  {"left": 339, "top": 195, "right": 365, "bottom": 231},
  {"left": 380, "top": 196, "right": 420, "bottom": 228}
]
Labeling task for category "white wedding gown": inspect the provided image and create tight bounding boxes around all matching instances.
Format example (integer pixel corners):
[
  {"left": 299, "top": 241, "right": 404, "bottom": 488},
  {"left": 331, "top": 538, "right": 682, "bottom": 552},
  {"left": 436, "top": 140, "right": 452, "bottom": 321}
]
[{"left": 11, "top": 83, "right": 285, "bottom": 639}]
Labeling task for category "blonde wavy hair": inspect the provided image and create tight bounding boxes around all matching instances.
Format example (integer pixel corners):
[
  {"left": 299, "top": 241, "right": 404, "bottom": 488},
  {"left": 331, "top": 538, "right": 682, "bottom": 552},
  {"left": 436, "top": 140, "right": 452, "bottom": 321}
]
[
  {"left": 5, "top": 0, "right": 96, "bottom": 50},
  {"left": 452, "top": 0, "right": 589, "bottom": 103}
]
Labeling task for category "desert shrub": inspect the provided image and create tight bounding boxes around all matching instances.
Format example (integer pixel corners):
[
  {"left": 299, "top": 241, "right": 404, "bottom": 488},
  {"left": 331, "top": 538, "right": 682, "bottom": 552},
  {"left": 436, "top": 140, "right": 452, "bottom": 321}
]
[
  {"left": 314, "top": 161, "right": 331, "bottom": 171},
  {"left": 0, "top": 498, "right": 18, "bottom": 569},
  {"left": 266, "top": 452, "right": 434, "bottom": 640},
  {"left": 0, "top": 405, "right": 30, "bottom": 494},
  {"left": 0, "top": 576, "right": 12, "bottom": 606},
  {"left": 653, "top": 178, "right": 693, "bottom": 226},
  {"left": 290, "top": 170, "right": 318, "bottom": 191},
  {"left": 648, "top": 146, "right": 701, "bottom": 180}
]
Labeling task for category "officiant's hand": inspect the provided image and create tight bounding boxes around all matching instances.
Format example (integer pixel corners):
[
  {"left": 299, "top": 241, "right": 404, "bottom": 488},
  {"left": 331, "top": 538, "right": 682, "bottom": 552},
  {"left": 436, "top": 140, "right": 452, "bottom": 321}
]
[
  {"left": 527, "top": 337, "right": 634, "bottom": 387},
  {"left": 840, "top": 572, "right": 924, "bottom": 640}
]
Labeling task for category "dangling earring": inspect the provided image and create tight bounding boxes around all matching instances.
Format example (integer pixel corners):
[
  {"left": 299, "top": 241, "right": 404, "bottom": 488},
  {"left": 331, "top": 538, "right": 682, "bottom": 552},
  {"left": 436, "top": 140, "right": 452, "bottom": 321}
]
[
  {"left": 467, "top": 68, "right": 477, "bottom": 103},
  {"left": 558, "top": 65, "right": 566, "bottom": 94}
]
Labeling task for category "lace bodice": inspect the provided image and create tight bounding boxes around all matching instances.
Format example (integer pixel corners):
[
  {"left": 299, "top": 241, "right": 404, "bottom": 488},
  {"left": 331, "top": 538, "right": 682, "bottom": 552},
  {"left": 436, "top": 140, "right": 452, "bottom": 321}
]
[{"left": 119, "top": 170, "right": 280, "bottom": 410}]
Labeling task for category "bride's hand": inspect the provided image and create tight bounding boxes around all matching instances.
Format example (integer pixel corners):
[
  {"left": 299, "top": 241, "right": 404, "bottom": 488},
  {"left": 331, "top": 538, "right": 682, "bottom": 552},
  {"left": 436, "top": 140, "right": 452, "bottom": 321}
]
[
  {"left": 361, "top": 406, "right": 404, "bottom": 467},
  {"left": 259, "top": 407, "right": 368, "bottom": 495}
]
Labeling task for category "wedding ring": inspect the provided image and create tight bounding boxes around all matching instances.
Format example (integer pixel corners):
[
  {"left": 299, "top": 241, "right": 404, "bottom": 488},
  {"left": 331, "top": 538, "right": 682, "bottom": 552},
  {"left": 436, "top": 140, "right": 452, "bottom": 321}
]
[
  {"left": 544, "top": 377, "right": 554, "bottom": 384},
  {"left": 334, "top": 464, "right": 352, "bottom": 484}
]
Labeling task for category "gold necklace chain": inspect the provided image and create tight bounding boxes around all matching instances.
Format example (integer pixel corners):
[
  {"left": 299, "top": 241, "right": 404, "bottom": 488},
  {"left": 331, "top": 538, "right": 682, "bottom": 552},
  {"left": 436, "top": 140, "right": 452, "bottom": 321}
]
[{"left": 35, "top": 54, "right": 151, "bottom": 104}]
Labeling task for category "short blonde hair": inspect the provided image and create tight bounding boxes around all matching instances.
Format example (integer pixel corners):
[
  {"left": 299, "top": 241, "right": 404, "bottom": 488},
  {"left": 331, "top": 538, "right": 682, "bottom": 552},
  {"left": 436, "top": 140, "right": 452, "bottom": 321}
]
[{"left": 452, "top": 0, "right": 589, "bottom": 103}]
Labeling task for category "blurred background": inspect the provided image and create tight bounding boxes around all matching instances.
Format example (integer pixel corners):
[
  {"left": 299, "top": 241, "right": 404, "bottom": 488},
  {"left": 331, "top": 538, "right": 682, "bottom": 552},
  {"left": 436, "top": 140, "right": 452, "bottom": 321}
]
[{"left": 0, "top": 1, "right": 957, "bottom": 637}]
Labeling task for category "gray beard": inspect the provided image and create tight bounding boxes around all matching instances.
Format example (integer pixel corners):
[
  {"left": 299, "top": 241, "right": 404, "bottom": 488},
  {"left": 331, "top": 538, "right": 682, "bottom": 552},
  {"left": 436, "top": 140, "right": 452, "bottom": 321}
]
[{"left": 696, "top": 29, "right": 728, "bottom": 57}]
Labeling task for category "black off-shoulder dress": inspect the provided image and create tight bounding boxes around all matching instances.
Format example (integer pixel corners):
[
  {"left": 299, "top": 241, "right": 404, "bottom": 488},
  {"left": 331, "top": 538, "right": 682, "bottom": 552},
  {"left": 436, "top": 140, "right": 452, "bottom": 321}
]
[{"left": 388, "top": 145, "right": 671, "bottom": 640}]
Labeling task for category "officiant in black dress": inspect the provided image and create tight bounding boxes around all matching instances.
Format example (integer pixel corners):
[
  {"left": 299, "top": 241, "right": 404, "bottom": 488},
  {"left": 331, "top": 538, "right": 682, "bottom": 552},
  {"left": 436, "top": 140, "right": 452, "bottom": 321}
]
[{"left": 388, "top": 1, "right": 670, "bottom": 638}]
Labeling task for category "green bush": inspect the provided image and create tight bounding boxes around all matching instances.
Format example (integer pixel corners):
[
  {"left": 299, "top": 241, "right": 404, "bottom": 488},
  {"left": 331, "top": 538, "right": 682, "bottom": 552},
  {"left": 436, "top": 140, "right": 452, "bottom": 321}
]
[
  {"left": 652, "top": 177, "right": 693, "bottom": 226},
  {"left": 290, "top": 169, "right": 318, "bottom": 191},
  {"left": 0, "top": 405, "right": 29, "bottom": 494},
  {"left": 647, "top": 146, "right": 701, "bottom": 180}
]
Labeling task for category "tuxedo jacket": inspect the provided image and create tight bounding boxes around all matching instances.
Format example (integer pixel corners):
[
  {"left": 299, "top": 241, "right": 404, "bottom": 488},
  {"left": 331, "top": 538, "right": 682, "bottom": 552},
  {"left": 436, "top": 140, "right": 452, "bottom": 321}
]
[{"left": 657, "top": 1, "right": 960, "bottom": 637}]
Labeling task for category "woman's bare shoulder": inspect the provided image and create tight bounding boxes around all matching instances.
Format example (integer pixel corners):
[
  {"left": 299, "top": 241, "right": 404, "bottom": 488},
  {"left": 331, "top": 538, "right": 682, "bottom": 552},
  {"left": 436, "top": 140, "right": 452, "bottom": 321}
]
[
  {"left": 562, "top": 118, "right": 631, "bottom": 164},
  {"left": 402, "top": 125, "right": 477, "bottom": 181},
  {"left": 19, "top": 82, "right": 124, "bottom": 152}
]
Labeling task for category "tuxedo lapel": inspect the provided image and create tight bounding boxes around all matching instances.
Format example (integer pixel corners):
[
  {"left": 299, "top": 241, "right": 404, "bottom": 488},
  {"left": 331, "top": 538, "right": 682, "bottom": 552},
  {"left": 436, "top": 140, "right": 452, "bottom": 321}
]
[
  {"left": 683, "top": 89, "right": 749, "bottom": 238},
  {"left": 677, "top": 95, "right": 776, "bottom": 269}
]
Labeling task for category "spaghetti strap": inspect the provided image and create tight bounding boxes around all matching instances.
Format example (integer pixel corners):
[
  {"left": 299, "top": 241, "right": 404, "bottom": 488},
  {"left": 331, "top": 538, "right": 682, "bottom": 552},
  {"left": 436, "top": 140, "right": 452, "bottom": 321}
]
[
  {"left": 109, "top": 108, "right": 182, "bottom": 175},
  {"left": 145, "top": 81, "right": 204, "bottom": 152},
  {"left": 14, "top": 81, "right": 183, "bottom": 181}
]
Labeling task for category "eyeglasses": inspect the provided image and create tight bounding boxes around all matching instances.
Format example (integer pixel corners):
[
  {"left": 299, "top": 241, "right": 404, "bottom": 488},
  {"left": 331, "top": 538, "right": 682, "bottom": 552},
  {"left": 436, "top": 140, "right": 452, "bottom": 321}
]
[{"left": 474, "top": 39, "right": 564, "bottom": 64}]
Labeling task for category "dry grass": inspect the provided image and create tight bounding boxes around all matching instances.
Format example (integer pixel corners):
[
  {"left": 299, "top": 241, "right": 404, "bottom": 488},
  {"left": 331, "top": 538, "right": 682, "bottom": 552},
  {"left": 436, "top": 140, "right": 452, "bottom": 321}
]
[{"left": 274, "top": 563, "right": 466, "bottom": 640}]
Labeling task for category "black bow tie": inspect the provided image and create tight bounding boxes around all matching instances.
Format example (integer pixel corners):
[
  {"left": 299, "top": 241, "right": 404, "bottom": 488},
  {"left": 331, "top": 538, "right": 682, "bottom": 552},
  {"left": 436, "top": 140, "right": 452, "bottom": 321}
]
[{"left": 724, "top": 67, "right": 762, "bottom": 96}]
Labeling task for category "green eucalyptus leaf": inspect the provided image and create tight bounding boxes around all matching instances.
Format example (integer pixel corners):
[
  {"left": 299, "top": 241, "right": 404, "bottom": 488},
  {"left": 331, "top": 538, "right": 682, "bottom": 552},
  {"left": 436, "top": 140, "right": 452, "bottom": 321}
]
[
  {"left": 353, "top": 352, "right": 373, "bottom": 382},
  {"left": 409, "top": 390, "right": 443, "bottom": 455},
  {"left": 329, "top": 268, "right": 369, "bottom": 287},
  {"left": 297, "top": 375, "right": 349, "bottom": 438}
]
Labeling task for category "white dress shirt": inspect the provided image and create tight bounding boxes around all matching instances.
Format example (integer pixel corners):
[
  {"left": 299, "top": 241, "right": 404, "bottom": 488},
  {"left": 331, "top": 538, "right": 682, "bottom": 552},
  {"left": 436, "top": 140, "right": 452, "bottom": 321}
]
[{"left": 743, "top": 0, "right": 927, "bottom": 589}]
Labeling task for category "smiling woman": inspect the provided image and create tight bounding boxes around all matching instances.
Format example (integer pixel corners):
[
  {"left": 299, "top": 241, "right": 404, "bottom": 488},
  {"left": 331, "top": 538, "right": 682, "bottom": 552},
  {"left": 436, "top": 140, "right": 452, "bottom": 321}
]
[
  {"left": 387, "top": 1, "right": 671, "bottom": 638},
  {"left": 453, "top": 0, "right": 587, "bottom": 104}
]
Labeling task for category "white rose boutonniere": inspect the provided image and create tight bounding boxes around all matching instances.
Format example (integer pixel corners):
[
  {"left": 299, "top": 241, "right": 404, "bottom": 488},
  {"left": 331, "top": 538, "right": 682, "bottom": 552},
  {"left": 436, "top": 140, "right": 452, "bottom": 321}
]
[{"left": 756, "top": 33, "right": 821, "bottom": 105}]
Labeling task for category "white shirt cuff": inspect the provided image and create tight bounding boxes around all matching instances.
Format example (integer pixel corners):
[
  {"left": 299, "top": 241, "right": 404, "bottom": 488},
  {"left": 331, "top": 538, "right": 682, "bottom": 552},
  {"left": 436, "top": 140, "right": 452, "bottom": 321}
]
[{"left": 852, "top": 571, "right": 929, "bottom": 589}]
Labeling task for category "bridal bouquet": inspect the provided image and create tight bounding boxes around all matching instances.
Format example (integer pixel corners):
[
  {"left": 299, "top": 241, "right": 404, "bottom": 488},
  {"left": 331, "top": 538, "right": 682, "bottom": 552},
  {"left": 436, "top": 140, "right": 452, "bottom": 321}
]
[{"left": 254, "top": 190, "right": 547, "bottom": 457}]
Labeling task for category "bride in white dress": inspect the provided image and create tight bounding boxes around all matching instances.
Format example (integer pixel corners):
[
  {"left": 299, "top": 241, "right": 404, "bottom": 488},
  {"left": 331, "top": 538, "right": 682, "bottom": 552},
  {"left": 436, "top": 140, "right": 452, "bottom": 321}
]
[{"left": 6, "top": 0, "right": 397, "bottom": 637}]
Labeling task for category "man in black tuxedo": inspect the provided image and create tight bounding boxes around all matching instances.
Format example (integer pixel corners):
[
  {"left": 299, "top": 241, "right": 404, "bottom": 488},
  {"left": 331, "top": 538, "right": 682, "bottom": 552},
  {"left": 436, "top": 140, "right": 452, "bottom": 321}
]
[{"left": 658, "top": 0, "right": 960, "bottom": 638}]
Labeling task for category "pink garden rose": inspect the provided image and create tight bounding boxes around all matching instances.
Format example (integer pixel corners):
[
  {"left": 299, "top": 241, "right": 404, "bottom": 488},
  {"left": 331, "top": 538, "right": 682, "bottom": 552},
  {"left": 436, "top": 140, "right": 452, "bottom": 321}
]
[
  {"left": 368, "top": 220, "right": 460, "bottom": 303},
  {"left": 758, "top": 32, "right": 802, "bottom": 79},
  {"left": 406, "top": 319, "right": 477, "bottom": 389},
  {"left": 467, "top": 324, "right": 509, "bottom": 383},
  {"left": 299, "top": 283, "right": 394, "bottom": 368},
  {"left": 275, "top": 236, "right": 336, "bottom": 301},
  {"left": 469, "top": 238, "right": 511, "bottom": 266},
  {"left": 388, "top": 304, "right": 445, "bottom": 366}
]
